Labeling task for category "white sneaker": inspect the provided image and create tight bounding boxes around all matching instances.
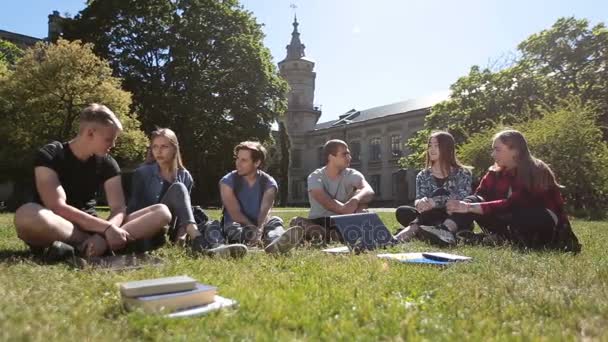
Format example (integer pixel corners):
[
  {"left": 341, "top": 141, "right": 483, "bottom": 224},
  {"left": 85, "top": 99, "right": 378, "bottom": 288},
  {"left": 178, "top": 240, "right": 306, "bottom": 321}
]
[
  {"left": 206, "top": 244, "right": 248, "bottom": 258},
  {"left": 264, "top": 226, "right": 304, "bottom": 254}
]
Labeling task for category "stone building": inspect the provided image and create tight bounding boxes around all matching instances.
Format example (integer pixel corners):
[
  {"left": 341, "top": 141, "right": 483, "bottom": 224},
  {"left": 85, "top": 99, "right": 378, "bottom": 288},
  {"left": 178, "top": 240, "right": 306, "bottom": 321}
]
[
  {"left": 0, "top": 10, "right": 64, "bottom": 48},
  {"left": 278, "top": 17, "right": 447, "bottom": 206}
]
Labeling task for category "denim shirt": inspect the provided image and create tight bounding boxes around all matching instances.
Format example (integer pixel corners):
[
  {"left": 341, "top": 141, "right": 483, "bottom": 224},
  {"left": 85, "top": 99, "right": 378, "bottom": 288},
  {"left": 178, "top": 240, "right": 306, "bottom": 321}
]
[{"left": 127, "top": 162, "right": 194, "bottom": 214}]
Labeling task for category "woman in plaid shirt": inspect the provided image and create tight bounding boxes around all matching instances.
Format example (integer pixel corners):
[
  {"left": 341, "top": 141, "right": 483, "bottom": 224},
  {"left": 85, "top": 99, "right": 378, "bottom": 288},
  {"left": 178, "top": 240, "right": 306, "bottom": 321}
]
[
  {"left": 394, "top": 131, "right": 472, "bottom": 243},
  {"left": 442, "top": 129, "right": 580, "bottom": 251}
]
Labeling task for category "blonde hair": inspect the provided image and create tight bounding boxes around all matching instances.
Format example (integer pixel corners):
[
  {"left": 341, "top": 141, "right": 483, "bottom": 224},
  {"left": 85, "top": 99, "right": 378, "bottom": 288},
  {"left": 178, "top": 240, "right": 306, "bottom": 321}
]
[
  {"left": 78, "top": 103, "right": 123, "bottom": 132},
  {"left": 492, "top": 129, "right": 562, "bottom": 191},
  {"left": 145, "top": 128, "right": 185, "bottom": 172}
]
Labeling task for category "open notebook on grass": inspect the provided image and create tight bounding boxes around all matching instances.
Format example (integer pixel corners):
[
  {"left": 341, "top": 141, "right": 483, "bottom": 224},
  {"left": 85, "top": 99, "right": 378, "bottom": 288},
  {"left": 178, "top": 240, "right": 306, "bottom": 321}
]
[{"left": 377, "top": 252, "right": 471, "bottom": 265}]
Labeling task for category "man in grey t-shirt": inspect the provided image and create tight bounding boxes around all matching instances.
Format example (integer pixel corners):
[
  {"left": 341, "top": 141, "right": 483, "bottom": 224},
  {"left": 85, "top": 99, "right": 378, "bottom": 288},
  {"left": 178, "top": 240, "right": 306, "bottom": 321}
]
[{"left": 290, "top": 139, "right": 375, "bottom": 243}]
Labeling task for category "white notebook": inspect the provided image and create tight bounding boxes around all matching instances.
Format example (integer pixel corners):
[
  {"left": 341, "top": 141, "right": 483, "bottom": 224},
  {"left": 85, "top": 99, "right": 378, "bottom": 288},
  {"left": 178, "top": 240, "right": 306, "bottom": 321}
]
[{"left": 167, "top": 295, "right": 238, "bottom": 318}]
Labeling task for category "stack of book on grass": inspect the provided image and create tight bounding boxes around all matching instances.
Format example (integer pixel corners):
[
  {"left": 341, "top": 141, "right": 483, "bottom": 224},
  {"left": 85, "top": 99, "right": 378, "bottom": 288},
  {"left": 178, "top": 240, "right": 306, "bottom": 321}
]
[
  {"left": 120, "top": 275, "right": 237, "bottom": 317},
  {"left": 377, "top": 252, "right": 471, "bottom": 265}
]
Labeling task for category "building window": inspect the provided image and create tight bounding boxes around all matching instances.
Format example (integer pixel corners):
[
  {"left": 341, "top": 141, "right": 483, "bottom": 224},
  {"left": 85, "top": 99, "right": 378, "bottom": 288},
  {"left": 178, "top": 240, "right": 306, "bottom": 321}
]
[
  {"left": 392, "top": 172, "right": 399, "bottom": 197},
  {"left": 391, "top": 135, "right": 402, "bottom": 158},
  {"left": 369, "top": 137, "right": 382, "bottom": 161},
  {"left": 370, "top": 174, "right": 381, "bottom": 196},
  {"left": 292, "top": 149, "right": 302, "bottom": 168},
  {"left": 350, "top": 141, "right": 361, "bottom": 162},
  {"left": 317, "top": 146, "right": 324, "bottom": 167}
]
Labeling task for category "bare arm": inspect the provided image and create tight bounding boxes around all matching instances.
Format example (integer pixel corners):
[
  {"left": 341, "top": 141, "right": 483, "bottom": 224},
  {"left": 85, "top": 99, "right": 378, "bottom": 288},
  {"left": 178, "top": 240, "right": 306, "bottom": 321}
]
[
  {"left": 220, "top": 183, "right": 255, "bottom": 226},
  {"left": 104, "top": 175, "right": 127, "bottom": 227},
  {"left": 351, "top": 178, "right": 375, "bottom": 204},
  {"left": 257, "top": 187, "right": 276, "bottom": 228},
  {"left": 309, "top": 188, "right": 348, "bottom": 215},
  {"left": 35, "top": 166, "right": 112, "bottom": 233}
]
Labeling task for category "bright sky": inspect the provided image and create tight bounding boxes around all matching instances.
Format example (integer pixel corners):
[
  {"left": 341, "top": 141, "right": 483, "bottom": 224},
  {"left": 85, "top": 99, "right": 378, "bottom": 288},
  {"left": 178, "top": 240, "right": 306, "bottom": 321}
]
[{"left": 2, "top": 0, "right": 607, "bottom": 123}]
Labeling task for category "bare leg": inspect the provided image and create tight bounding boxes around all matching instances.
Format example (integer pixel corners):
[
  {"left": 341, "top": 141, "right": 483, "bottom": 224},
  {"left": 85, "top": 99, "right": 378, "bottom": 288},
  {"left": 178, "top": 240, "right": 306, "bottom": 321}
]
[
  {"left": 122, "top": 204, "right": 171, "bottom": 240},
  {"left": 394, "top": 222, "right": 419, "bottom": 242},
  {"left": 14, "top": 203, "right": 91, "bottom": 248}
]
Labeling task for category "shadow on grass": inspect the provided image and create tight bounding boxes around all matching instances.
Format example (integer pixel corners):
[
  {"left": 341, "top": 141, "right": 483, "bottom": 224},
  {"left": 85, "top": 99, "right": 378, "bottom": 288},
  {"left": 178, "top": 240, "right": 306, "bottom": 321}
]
[{"left": 0, "top": 248, "right": 37, "bottom": 264}]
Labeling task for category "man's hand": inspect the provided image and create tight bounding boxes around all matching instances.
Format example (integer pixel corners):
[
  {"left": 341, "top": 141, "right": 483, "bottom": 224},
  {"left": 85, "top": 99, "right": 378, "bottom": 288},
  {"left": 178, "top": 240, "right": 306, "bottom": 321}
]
[
  {"left": 104, "top": 224, "right": 133, "bottom": 251},
  {"left": 415, "top": 197, "right": 435, "bottom": 212},
  {"left": 446, "top": 200, "right": 469, "bottom": 214},
  {"left": 80, "top": 234, "right": 108, "bottom": 257},
  {"left": 341, "top": 198, "right": 360, "bottom": 214},
  {"left": 248, "top": 226, "right": 264, "bottom": 247}
]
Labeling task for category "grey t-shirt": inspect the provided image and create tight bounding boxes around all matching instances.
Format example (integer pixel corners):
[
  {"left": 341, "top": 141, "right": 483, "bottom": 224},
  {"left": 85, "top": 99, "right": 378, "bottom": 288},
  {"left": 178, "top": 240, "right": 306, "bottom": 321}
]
[{"left": 307, "top": 167, "right": 365, "bottom": 219}]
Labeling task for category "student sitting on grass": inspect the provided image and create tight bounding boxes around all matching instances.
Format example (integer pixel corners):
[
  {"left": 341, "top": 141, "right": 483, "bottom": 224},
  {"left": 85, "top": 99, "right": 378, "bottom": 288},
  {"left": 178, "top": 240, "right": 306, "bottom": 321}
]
[
  {"left": 394, "top": 131, "right": 472, "bottom": 245},
  {"left": 14, "top": 104, "right": 171, "bottom": 259},
  {"left": 289, "top": 139, "right": 375, "bottom": 244},
  {"left": 220, "top": 141, "right": 304, "bottom": 254},
  {"left": 431, "top": 129, "right": 580, "bottom": 252},
  {"left": 127, "top": 128, "right": 247, "bottom": 257}
]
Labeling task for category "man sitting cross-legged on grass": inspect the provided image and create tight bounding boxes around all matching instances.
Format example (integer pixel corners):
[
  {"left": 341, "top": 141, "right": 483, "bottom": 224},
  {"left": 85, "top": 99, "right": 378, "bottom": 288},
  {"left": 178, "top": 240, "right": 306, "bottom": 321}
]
[
  {"left": 290, "top": 139, "right": 375, "bottom": 245},
  {"left": 14, "top": 104, "right": 171, "bottom": 260},
  {"left": 220, "top": 141, "right": 304, "bottom": 254}
]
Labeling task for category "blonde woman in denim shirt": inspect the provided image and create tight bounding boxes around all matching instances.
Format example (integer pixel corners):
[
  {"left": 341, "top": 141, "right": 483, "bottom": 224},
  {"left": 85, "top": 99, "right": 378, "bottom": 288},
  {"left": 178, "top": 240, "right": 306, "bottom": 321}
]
[{"left": 128, "top": 128, "right": 246, "bottom": 256}]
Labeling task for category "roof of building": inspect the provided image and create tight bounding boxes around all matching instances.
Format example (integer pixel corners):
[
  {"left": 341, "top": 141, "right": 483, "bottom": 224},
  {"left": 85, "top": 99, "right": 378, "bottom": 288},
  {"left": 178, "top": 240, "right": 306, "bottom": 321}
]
[
  {"left": 314, "top": 91, "right": 450, "bottom": 131},
  {"left": 0, "top": 29, "right": 43, "bottom": 46}
]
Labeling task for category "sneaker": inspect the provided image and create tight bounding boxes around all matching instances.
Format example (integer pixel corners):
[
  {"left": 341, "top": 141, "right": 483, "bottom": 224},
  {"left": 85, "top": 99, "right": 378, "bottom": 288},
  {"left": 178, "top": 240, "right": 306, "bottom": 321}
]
[
  {"left": 44, "top": 241, "right": 76, "bottom": 262},
  {"left": 190, "top": 235, "right": 207, "bottom": 254},
  {"left": 289, "top": 216, "right": 305, "bottom": 228},
  {"left": 264, "top": 226, "right": 305, "bottom": 254},
  {"left": 418, "top": 225, "right": 456, "bottom": 247},
  {"left": 40, "top": 241, "right": 88, "bottom": 267},
  {"left": 205, "top": 244, "right": 248, "bottom": 258},
  {"left": 456, "top": 231, "right": 484, "bottom": 245}
]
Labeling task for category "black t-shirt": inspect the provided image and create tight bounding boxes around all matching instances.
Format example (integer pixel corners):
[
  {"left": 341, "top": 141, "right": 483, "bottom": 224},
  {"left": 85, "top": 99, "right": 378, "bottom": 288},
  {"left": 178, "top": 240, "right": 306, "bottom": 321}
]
[{"left": 32, "top": 141, "right": 121, "bottom": 215}]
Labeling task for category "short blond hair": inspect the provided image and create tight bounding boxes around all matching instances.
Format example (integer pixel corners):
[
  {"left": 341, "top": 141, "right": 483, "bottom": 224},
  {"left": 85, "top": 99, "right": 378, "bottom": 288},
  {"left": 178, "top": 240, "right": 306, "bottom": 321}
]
[{"left": 79, "top": 103, "right": 123, "bottom": 132}]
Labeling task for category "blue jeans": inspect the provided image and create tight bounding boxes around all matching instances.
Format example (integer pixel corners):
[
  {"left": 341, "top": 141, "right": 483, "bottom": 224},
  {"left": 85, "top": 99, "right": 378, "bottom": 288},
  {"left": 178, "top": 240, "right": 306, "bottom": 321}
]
[{"left": 224, "top": 216, "right": 285, "bottom": 246}]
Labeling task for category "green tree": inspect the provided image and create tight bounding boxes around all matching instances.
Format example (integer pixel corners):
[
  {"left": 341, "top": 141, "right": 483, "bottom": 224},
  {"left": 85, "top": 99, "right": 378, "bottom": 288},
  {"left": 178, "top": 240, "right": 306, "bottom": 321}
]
[
  {"left": 458, "top": 98, "right": 608, "bottom": 218},
  {"left": 0, "top": 39, "right": 148, "bottom": 186},
  {"left": 402, "top": 17, "right": 608, "bottom": 169},
  {"left": 64, "top": 0, "right": 288, "bottom": 203},
  {"left": 0, "top": 39, "right": 24, "bottom": 66}
]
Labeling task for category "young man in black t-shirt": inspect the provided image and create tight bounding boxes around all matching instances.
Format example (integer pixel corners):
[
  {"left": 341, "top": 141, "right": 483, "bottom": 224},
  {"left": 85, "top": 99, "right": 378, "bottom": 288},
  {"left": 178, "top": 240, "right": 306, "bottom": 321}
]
[{"left": 14, "top": 104, "right": 171, "bottom": 257}]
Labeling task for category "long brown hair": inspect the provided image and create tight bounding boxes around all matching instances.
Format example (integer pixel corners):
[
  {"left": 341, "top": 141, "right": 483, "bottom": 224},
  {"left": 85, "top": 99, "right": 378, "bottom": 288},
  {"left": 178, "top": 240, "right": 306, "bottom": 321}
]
[
  {"left": 425, "top": 131, "right": 466, "bottom": 177},
  {"left": 492, "top": 129, "right": 561, "bottom": 191},
  {"left": 145, "top": 128, "right": 185, "bottom": 173}
]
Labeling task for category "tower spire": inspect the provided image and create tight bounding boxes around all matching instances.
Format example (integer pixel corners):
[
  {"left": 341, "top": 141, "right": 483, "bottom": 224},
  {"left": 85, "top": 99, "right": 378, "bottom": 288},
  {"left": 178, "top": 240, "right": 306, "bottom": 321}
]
[{"left": 285, "top": 14, "right": 305, "bottom": 60}]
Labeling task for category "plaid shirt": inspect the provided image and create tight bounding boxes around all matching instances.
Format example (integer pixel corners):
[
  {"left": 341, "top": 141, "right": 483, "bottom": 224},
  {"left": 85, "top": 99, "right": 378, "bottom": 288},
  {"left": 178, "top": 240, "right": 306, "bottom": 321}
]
[{"left": 475, "top": 169, "right": 567, "bottom": 221}]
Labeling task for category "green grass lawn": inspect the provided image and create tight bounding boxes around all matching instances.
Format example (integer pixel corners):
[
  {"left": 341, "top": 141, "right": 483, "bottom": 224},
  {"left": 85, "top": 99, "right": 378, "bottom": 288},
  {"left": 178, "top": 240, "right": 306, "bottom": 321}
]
[{"left": 1, "top": 209, "right": 607, "bottom": 341}]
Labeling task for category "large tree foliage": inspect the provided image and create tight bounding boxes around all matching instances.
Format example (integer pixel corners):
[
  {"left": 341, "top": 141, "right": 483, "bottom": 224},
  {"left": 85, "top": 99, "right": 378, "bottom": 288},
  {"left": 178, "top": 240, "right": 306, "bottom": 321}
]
[
  {"left": 0, "top": 39, "right": 148, "bottom": 185},
  {"left": 0, "top": 39, "right": 24, "bottom": 67},
  {"left": 64, "top": 0, "right": 288, "bottom": 203},
  {"left": 458, "top": 98, "right": 608, "bottom": 218},
  {"left": 402, "top": 17, "right": 608, "bottom": 169}
]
